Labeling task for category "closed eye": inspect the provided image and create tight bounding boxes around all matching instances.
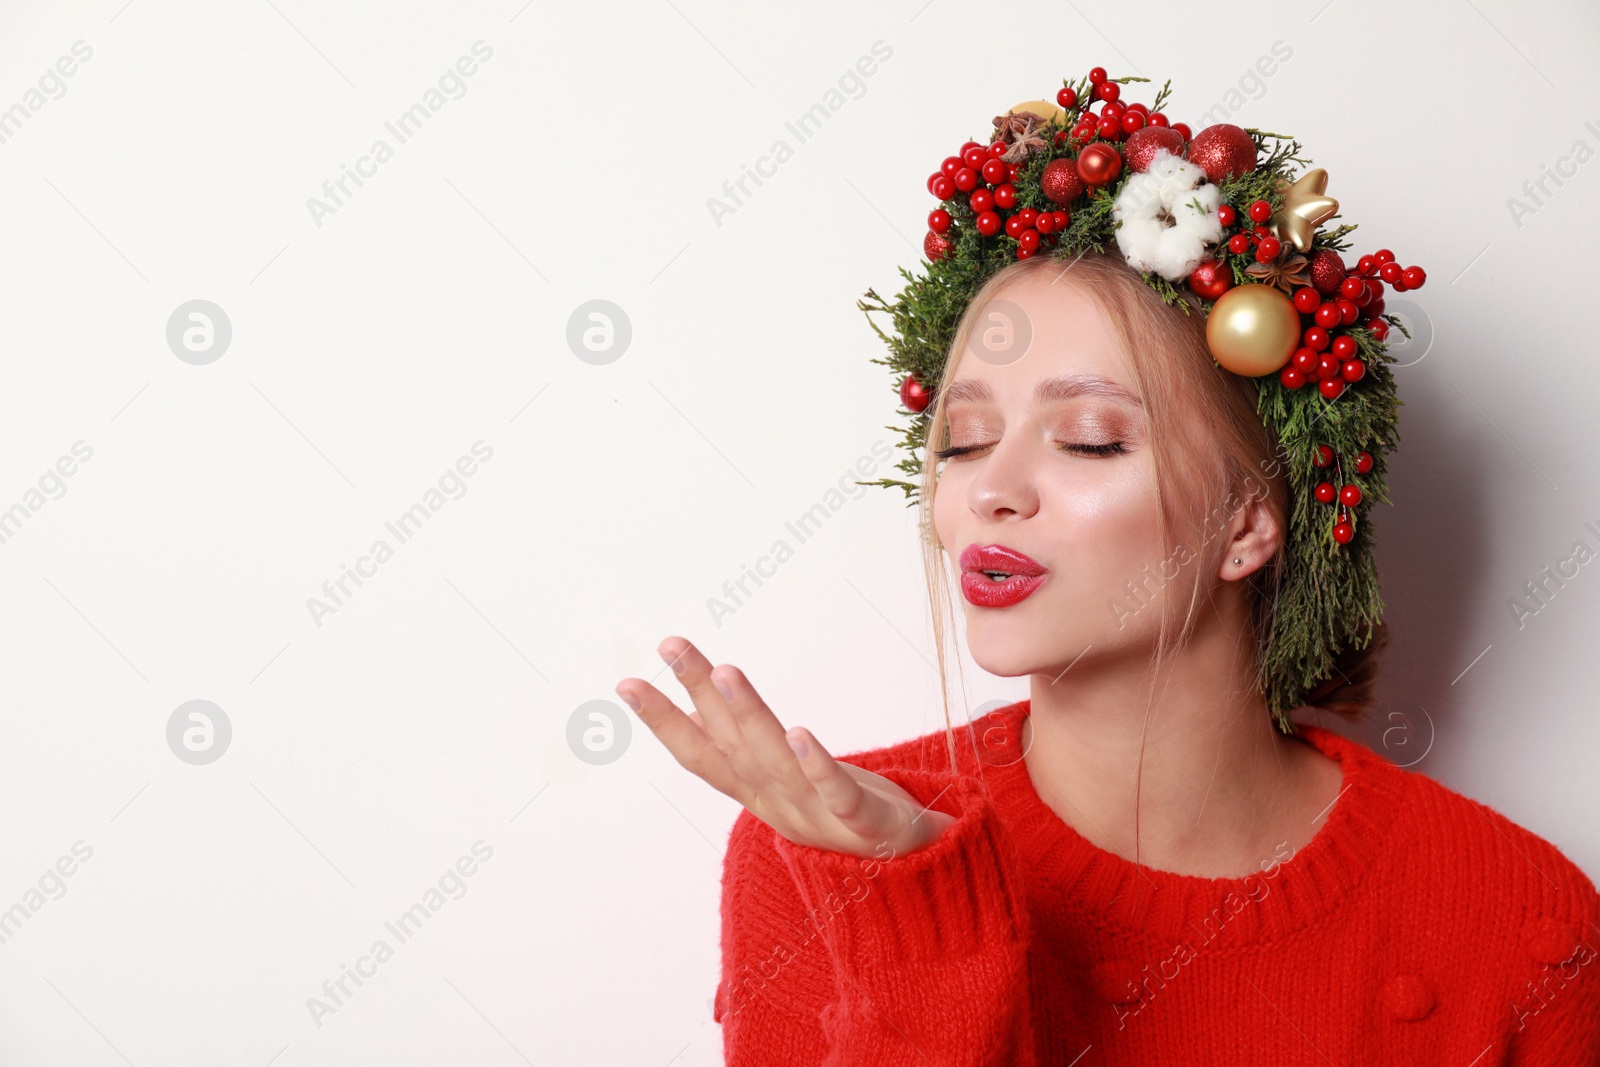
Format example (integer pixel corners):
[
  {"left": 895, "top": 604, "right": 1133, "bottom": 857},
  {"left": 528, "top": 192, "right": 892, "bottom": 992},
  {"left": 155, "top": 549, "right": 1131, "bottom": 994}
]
[
  {"left": 931, "top": 441, "right": 1129, "bottom": 460},
  {"left": 1059, "top": 441, "right": 1128, "bottom": 456}
]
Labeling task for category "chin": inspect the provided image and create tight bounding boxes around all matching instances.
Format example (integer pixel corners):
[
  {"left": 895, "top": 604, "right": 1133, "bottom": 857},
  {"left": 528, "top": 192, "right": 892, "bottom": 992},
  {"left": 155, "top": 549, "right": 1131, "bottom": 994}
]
[{"left": 963, "top": 614, "right": 1068, "bottom": 678}]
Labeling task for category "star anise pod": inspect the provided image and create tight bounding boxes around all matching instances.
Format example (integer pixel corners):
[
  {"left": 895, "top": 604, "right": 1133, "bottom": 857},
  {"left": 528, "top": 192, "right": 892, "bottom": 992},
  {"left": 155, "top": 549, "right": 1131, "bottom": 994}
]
[
  {"left": 1244, "top": 253, "right": 1311, "bottom": 293},
  {"left": 990, "top": 110, "right": 1050, "bottom": 164}
]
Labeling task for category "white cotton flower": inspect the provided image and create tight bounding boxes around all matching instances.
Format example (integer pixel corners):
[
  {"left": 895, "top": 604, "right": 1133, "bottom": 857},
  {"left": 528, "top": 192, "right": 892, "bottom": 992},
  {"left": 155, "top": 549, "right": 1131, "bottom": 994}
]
[{"left": 1112, "top": 150, "right": 1224, "bottom": 281}]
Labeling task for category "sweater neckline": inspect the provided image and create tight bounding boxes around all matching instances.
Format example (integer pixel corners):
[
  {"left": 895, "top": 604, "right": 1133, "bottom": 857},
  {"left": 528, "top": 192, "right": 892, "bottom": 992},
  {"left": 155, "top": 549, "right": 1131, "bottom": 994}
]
[{"left": 975, "top": 699, "right": 1406, "bottom": 948}]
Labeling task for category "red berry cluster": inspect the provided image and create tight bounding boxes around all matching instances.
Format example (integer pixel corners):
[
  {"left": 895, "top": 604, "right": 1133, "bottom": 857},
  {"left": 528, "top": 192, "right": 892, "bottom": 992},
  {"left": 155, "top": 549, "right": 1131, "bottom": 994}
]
[
  {"left": 923, "top": 141, "right": 1071, "bottom": 265},
  {"left": 1063, "top": 66, "right": 1191, "bottom": 145},
  {"left": 1313, "top": 444, "right": 1374, "bottom": 544},
  {"left": 1210, "top": 199, "right": 1426, "bottom": 399}
]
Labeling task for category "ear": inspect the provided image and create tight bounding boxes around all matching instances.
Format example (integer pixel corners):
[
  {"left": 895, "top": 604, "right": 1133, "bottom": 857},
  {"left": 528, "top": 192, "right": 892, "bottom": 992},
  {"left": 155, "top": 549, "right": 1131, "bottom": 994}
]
[{"left": 1218, "top": 482, "right": 1281, "bottom": 581}]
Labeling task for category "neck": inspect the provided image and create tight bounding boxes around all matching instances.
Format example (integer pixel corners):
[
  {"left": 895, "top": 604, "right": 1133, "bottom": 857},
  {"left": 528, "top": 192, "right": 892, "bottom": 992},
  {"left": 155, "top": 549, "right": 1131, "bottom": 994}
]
[{"left": 1023, "top": 609, "right": 1338, "bottom": 879}]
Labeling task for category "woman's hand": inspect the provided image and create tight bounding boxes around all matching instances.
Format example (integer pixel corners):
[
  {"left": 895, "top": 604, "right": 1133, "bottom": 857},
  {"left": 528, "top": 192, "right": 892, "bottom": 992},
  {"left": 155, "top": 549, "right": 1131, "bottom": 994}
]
[{"left": 615, "top": 636, "right": 956, "bottom": 861}]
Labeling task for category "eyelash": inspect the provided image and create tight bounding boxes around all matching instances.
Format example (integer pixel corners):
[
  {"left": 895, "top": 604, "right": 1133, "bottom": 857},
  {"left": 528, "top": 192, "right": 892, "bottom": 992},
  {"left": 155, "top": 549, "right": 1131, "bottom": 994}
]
[{"left": 932, "top": 441, "right": 1129, "bottom": 460}]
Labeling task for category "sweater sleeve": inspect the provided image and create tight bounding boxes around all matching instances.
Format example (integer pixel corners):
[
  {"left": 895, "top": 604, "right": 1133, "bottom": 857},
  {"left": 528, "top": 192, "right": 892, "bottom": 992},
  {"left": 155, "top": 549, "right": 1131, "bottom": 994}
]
[{"left": 715, "top": 765, "right": 1035, "bottom": 1067}]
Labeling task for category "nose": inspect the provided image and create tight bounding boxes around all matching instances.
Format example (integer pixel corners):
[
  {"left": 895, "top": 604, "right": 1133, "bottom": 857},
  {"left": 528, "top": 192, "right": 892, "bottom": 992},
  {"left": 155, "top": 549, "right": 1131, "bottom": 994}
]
[{"left": 966, "top": 436, "right": 1040, "bottom": 523}]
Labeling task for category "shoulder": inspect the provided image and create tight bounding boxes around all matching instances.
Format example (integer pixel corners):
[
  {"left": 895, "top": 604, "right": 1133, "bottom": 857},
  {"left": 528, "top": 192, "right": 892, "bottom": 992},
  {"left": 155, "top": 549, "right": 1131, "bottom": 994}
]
[{"left": 1309, "top": 723, "right": 1600, "bottom": 959}]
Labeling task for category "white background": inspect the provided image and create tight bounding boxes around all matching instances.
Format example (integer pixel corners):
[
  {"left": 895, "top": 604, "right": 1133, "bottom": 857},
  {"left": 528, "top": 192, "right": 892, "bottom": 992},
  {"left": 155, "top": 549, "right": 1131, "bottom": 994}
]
[{"left": 0, "top": 0, "right": 1597, "bottom": 1063}]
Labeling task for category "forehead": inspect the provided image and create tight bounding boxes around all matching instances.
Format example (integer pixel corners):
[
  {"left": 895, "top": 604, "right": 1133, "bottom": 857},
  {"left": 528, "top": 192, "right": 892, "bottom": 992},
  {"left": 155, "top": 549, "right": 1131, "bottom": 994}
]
[{"left": 947, "top": 268, "right": 1140, "bottom": 405}]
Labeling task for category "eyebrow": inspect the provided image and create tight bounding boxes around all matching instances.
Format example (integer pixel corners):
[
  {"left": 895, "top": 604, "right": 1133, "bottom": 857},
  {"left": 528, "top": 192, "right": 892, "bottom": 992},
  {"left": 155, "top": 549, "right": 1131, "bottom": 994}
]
[{"left": 942, "top": 374, "right": 1144, "bottom": 408}]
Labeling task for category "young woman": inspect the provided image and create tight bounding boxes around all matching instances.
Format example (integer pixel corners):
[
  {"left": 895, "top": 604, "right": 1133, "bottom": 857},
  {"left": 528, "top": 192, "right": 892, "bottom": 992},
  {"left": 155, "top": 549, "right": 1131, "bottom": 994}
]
[{"left": 614, "top": 74, "right": 1600, "bottom": 1065}]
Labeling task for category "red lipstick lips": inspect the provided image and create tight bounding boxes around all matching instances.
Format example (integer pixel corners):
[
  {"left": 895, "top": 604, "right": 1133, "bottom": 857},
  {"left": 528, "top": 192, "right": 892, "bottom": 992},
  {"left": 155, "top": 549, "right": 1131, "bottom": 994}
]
[{"left": 959, "top": 544, "right": 1048, "bottom": 608}]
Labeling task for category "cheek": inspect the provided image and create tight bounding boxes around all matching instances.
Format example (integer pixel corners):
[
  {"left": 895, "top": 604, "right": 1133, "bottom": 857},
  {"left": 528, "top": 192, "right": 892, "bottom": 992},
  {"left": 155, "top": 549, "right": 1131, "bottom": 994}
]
[
  {"left": 1040, "top": 459, "right": 1165, "bottom": 582},
  {"left": 930, "top": 465, "right": 969, "bottom": 545}
]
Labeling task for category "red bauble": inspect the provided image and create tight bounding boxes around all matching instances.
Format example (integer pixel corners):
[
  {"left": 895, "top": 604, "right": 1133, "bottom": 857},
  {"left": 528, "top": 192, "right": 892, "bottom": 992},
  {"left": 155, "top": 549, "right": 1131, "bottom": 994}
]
[
  {"left": 1319, "top": 377, "right": 1347, "bottom": 399},
  {"left": 1332, "top": 520, "right": 1355, "bottom": 544},
  {"left": 1307, "top": 249, "right": 1346, "bottom": 295},
  {"left": 1187, "top": 258, "right": 1233, "bottom": 300},
  {"left": 1076, "top": 143, "right": 1123, "bottom": 186},
  {"left": 1040, "top": 158, "right": 1086, "bottom": 205},
  {"left": 1184, "top": 123, "right": 1257, "bottom": 183},
  {"left": 1056, "top": 87, "right": 1078, "bottom": 108},
  {"left": 900, "top": 374, "right": 932, "bottom": 413},
  {"left": 993, "top": 183, "right": 1017, "bottom": 209},
  {"left": 928, "top": 209, "right": 952, "bottom": 233},
  {"left": 1341, "top": 359, "right": 1366, "bottom": 383},
  {"left": 1355, "top": 450, "right": 1373, "bottom": 473},
  {"left": 1123, "top": 126, "right": 1186, "bottom": 172},
  {"left": 1339, "top": 484, "right": 1363, "bottom": 507},
  {"left": 1280, "top": 367, "right": 1305, "bottom": 389},
  {"left": 1314, "top": 482, "right": 1336, "bottom": 503},
  {"left": 1313, "top": 444, "right": 1334, "bottom": 467},
  {"left": 924, "top": 230, "right": 954, "bottom": 261}
]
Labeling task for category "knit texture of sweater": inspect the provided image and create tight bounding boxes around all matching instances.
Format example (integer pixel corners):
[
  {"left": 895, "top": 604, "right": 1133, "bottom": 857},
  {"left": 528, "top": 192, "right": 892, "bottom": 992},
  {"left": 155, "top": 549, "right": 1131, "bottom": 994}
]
[{"left": 712, "top": 699, "right": 1600, "bottom": 1065}]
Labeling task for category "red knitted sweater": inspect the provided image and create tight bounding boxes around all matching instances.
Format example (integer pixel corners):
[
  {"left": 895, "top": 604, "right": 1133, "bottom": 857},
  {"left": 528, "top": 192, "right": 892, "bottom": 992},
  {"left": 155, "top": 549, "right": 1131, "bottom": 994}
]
[{"left": 712, "top": 700, "right": 1600, "bottom": 1064}]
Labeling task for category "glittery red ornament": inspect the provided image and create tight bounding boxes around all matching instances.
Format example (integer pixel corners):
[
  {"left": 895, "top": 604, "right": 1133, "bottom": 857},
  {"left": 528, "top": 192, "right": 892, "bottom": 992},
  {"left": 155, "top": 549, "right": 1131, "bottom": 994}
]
[
  {"left": 1076, "top": 143, "right": 1123, "bottom": 187},
  {"left": 900, "top": 374, "right": 932, "bottom": 413},
  {"left": 1308, "top": 249, "right": 1347, "bottom": 296},
  {"left": 1184, "top": 123, "right": 1257, "bottom": 183},
  {"left": 1040, "top": 158, "right": 1085, "bottom": 205},
  {"left": 1123, "top": 126, "right": 1186, "bottom": 172},
  {"left": 924, "top": 230, "right": 954, "bottom": 261}
]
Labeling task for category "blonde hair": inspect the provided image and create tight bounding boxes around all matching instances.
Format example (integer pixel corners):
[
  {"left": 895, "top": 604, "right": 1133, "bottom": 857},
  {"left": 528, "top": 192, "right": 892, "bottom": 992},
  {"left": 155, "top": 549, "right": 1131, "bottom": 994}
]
[{"left": 917, "top": 249, "right": 1382, "bottom": 776}]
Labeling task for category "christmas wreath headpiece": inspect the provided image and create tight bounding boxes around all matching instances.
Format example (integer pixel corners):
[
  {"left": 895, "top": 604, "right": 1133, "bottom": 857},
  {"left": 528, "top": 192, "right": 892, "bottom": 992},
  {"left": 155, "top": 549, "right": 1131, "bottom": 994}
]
[{"left": 858, "top": 67, "right": 1427, "bottom": 728}]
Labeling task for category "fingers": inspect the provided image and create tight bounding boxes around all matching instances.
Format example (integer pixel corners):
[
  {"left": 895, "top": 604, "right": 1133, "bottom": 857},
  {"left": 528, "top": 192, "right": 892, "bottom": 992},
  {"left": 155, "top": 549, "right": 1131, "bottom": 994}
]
[
  {"left": 654, "top": 638, "right": 767, "bottom": 788},
  {"left": 706, "top": 663, "right": 820, "bottom": 810},
  {"left": 614, "top": 677, "right": 749, "bottom": 804},
  {"left": 783, "top": 726, "right": 872, "bottom": 829}
]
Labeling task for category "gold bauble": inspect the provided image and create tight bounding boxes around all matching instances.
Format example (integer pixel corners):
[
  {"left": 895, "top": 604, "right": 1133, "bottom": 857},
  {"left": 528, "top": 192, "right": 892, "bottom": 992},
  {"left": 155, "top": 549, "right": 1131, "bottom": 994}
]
[
  {"left": 1006, "top": 100, "right": 1070, "bottom": 126},
  {"left": 1206, "top": 285, "right": 1300, "bottom": 376}
]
